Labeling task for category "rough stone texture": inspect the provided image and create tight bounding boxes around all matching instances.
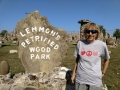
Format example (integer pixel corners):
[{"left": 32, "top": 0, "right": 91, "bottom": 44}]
[
  {"left": 106, "top": 38, "right": 115, "bottom": 45},
  {"left": 0, "top": 41, "right": 2, "bottom": 47},
  {"left": 0, "top": 85, "right": 11, "bottom": 90},
  {"left": 78, "top": 19, "right": 91, "bottom": 40},
  {"left": 0, "top": 36, "right": 2, "bottom": 41},
  {"left": 0, "top": 60, "right": 10, "bottom": 75},
  {"left": 9, "top": 50, "right": 18, "bottom": 54},
  {"left": 0, "top": 31, "right": 17, "bottom": 45},
  {"left": 67, "top": 33, "right": 80, "bottom": 44},
  {"left": 16, "top": 10, "right": 68, "bottom": 73},
  {"left": 0, "top": 67, "right": 74, "bottom": 90}
]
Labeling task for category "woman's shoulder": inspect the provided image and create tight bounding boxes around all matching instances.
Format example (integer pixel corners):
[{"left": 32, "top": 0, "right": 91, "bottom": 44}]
[
  {"left": 76, "top": 40, "right": 86, "bottom": 47},
  {"left": 95, "top": 40, "right": 107, "bottom": 46},
  {"left": 78, "top": 40, "right": 87, "bottom": 44}
]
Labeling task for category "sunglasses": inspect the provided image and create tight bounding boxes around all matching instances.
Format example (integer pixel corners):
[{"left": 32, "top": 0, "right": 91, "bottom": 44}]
[{"left": 84, "top": 30, "right": 98, "bottom": 34}]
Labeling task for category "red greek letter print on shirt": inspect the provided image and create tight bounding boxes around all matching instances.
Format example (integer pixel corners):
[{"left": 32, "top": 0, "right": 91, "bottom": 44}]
[
  {"left": 93, "top": 51, "right": 98, "bottom": 56},
  {"left": 86, "top": 51, "right": 92, "bottom": 56}
]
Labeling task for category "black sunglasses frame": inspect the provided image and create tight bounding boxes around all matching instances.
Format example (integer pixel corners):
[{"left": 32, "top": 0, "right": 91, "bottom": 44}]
[{"left": 84, "top": 30, "right": 98, "bottom": 34}]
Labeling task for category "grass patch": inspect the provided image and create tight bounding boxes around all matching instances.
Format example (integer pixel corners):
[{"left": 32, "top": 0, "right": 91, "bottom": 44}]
[{"left": 0, "top": 45, "right": 25, "bottom": 74}]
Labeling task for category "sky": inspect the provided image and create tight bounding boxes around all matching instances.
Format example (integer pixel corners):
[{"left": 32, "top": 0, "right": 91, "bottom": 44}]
[{"left": 0, "top": 0, "right": 120, "bottom": 36}]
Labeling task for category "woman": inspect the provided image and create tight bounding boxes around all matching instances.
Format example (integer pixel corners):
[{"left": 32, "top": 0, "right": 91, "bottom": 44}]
[{"left": 71, "top": 22, "right": 110, "bottom": 90}]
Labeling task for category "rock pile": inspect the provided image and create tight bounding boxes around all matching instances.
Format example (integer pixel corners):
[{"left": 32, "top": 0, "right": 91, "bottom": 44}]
[{"left": 0, "top": 67, "right": 74, "bottom": 90}]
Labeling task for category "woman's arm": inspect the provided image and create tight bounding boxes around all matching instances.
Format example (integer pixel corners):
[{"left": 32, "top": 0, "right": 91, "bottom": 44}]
[
  {"left": 71, "top": 57, "right": 79, "bottom": 83},
  {"left": 102, "top": 59, "right": 109, "bottom": 77}
]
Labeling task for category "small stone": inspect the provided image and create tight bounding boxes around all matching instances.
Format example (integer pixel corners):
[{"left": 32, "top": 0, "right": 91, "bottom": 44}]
[{"left": 0, "top": 60, "right": 10, "bottom": 75}]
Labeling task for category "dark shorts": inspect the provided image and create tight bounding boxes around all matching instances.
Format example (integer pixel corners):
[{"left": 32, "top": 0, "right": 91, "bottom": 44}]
[{"left": 75, "top": 82, "right": 102, "bottom": 90}]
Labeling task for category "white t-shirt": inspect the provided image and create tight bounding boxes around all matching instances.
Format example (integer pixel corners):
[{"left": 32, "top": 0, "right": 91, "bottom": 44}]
[{"left": 74, "top": 40, "right": 110, "bottom": 87}]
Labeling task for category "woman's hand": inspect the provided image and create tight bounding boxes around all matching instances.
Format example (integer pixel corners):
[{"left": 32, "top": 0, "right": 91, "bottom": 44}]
[
  {"left": 102, "top": 71, "right": 105, "bottom": 77},
  {"left": 102, "top": 73, "right": 105, "bottom": 77},
  {"left": 71, "top": 74, "right": 75, "bottom": 84}
]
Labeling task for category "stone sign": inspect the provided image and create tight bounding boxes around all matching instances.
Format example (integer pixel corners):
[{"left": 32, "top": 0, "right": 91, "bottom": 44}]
[{"left": 16, "top": 10, "right": 68, "bottom": 73}]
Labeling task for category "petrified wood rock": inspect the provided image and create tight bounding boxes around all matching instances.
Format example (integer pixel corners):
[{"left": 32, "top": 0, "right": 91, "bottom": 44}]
[{"left": 16, "top": 10, "right": 68, "bottom": 73}]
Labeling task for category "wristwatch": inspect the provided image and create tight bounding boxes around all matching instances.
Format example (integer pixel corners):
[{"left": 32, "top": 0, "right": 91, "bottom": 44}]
[{"left": 102, "top": 72, "right": 105, "bottom": 75}]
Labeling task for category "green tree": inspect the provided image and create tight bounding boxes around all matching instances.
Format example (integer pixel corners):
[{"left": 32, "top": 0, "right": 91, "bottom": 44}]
[
  {"left": 99, "top": 25, "right": 106, "bottom": 37},
  {"left": 0, "top": 30, "right": 8, "bottom": 36},
  {"left": 113, "top": 29, "right": 120, "bottom": 40}
]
